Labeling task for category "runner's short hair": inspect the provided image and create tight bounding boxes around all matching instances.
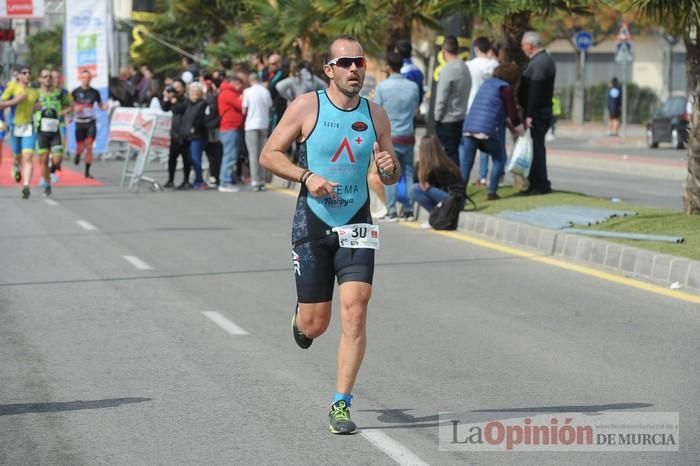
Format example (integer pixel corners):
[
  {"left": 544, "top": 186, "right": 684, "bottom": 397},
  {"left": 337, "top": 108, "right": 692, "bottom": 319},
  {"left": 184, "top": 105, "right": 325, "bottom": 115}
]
[
  {"left": 324, "top": 35, "right": 361, "bottom": 64},
  {"left": 443, "top": 36, "right": 459, "bottom": 55},
  {"left": 472, "top": 37, "right": 492, "bottom": 55},
  {"left": 386, "top": 51, "right": 403, "bottom": 73}
]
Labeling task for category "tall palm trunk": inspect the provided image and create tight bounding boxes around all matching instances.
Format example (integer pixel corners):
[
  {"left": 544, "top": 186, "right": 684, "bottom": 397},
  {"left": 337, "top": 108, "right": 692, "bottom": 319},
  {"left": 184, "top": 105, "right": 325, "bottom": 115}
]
[
  {"left": 499, "top": 11, "right": 531, "bottom": 67},
  {"left": 683, "top": 34, "right": 700, "bottom": 214}
]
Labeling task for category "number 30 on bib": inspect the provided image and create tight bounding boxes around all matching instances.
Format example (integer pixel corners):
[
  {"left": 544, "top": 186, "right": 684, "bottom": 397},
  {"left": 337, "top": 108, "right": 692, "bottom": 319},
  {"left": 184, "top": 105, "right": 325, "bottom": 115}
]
[{"left": 332, "top": 223, "right": 380, "bottom": 249}]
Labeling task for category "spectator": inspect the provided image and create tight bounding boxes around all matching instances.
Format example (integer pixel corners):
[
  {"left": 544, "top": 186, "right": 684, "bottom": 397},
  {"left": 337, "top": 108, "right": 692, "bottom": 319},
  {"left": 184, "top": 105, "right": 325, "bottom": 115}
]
[
  {"left": 202, "top": 75, "right": 222, "bottom": 187},
  {"left": 243, "top": 73, "right": 273, "bottom": 191},
  {"left": 374, "top": 50, "right": 420, "bottom": 220},
  {"left": 394, "top": 39, "right": 424, "bottom": 104},
  {"left": 548, "top": 91, "right": 562, "bottom": 141},
  {"left": 148, "top": 78, "right": 165, "bottom": 110},
  {"left": 127, "top": 64, "right": 142, "bottom": 103},
  {"left": 461, "top": 63, "right": 524, "bottom": 200},
  {"left": 162, "top": 79, "right": 191, "bottom": 189},
  {"left": 275, "top": 61, "right": 326, "bottom": 103},
  {"left": 181, "top": 82, "right": 210, "bottom": 190},
  {"left": 181, "top": 56, "right": 200, "bottom": 80},
  {"left": 410, "top": 135, "right": 463, "bottom": 214},
  {"left": 607, "top": 77, "right": 622, "bottom": 136},
  {"left": 217, "top": 75, "right": 245, "bottom": 192},
  {"left": 109, "top": 66, "right": 134, "bottom": 108},
  {"left": 261, "top": 53, "right": 288, "bottom": 129},
  {"left": 137, "top": 65, "right": 161, "bottom": 107},
  {"left": 433, "top": 35, "right": 471, "bottom": 166},
  {"left": 518, "top": 31, "right": 556, "bottom": 195},
  {"left": 465, "top": 37, "right": 499, "bottom": 187}
]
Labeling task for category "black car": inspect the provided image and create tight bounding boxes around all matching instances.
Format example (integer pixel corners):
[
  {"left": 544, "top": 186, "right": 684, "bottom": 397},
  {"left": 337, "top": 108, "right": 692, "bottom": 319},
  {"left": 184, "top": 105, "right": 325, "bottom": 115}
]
[{"left": 646, "top": 96, "right": 690, "bottom": 149}]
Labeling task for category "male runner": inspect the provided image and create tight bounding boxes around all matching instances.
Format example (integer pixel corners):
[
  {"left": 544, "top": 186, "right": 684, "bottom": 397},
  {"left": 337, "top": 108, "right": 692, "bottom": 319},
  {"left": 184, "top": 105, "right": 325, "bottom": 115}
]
[
  {"left": 0, "top": 81, "right": 6, "bottom": 172},
  {"left": 0, "top": 65, "right": 39, "bottom": 199},
  {"left": 72, "top": 70, "right": 107, "bottom": 178},
  {"left": 260, "top": 36, "right": 399, "bottom": 434},
  {"left": 35, "top": 68, "right": 72, "bottom": 195},
  {"left": 49, "top": 69, "right": 72, "bottom": 175}
]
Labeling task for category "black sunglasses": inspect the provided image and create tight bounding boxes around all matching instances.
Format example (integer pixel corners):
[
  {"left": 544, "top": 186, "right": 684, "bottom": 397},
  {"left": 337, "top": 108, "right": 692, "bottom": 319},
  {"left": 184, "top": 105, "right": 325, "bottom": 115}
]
[{"left": 327, "top": 56, "right": 366, "bottom": 69}]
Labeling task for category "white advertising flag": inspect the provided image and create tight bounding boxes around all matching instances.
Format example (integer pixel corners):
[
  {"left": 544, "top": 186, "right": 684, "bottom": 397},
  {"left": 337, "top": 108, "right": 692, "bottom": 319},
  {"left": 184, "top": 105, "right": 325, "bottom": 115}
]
[{"left": 64, "top": 0, "right": 112, "bottom": 154}]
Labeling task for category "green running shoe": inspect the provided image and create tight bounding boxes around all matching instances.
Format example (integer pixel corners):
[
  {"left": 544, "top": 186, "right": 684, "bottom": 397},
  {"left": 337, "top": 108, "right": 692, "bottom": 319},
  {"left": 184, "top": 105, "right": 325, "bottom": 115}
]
[
  {"left": 21, "top": 186, "right": 30, "bottom": 199},
  {"left": 291, "top": 305, "right": 313, "bottom": 349},
  {"left": 329, "top": 400, "right": 357, "bottom": 434},
  {"left": 13, "top": 165, "right": 21, "bottom": 183}
]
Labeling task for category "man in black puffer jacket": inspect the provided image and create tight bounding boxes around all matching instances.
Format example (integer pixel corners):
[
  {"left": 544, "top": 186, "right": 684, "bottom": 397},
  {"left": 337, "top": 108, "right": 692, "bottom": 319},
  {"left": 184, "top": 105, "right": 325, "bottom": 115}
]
[
  {"left": 181, "top": 82, "right": 210, "bottom": 190},
  {"left": 162, "top": 79, "right": 191, "bottom": 189}
]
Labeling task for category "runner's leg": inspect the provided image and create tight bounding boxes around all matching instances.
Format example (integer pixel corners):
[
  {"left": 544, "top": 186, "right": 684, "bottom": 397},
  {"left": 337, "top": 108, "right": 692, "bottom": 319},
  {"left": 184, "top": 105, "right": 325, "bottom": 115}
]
[
  {"left": 335, "top": 281, "right": 371, "bottom": 395},
  {"left": 84, "top": 136, "right": 94, "bottom": 178}
]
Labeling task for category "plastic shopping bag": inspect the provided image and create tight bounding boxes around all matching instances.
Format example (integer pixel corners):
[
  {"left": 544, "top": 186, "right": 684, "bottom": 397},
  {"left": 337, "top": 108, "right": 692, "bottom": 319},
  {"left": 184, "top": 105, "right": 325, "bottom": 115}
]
[{"left": 507, "top": 129, "right": 533, "bottom": 178}]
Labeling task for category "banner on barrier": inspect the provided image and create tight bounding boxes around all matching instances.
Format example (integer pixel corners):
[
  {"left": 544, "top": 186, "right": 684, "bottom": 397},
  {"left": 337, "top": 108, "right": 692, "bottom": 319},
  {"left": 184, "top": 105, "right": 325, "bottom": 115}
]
[{"left": 109, "top": 107, "right": 171, "bottom": 159}]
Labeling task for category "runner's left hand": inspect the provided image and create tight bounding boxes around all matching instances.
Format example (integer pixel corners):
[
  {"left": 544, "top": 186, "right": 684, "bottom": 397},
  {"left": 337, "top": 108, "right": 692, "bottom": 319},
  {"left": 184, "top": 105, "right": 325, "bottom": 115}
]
[{"left": 374, "top": 142, "right": 396, "bottom": 178}]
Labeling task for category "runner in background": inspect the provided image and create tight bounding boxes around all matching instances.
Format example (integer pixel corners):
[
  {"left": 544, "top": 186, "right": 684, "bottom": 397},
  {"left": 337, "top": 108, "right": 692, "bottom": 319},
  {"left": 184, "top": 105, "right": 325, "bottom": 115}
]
[
  {"left": 51, "top": 69, "right": 71, "bottom": 172},
  {"left": 0, "top": 65, "right": 39, "bottom": 199},
  {"left": 72, "top": 70, "right": 107, "bottom": 179},
  {"left": 35, "top": 68, "right": 72, "bottom": 195},
  {"left": 0, "top": 80, "right": 6, "bottom": 173}
]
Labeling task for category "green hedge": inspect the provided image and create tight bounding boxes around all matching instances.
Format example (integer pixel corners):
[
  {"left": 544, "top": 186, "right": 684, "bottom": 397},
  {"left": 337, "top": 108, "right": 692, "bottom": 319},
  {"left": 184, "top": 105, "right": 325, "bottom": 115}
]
[{"left": 558, "top": 82, "right": 658, "bottom": 124}]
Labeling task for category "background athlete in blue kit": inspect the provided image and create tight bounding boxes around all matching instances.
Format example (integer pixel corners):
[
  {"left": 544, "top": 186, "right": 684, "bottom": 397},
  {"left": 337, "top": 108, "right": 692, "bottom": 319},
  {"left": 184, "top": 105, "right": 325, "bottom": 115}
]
[{"left": 260, "top": 35, "right": 400, "bottom": 435}]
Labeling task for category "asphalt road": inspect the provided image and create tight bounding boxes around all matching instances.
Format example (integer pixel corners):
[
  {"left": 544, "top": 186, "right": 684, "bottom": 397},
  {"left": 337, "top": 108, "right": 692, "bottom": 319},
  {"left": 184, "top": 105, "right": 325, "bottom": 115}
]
[
  {"left": 547, "top": 165, "right": 684, "bottom": 210},
  {"left": 1, "top": 161, "right": 699, "bottom": 465}
]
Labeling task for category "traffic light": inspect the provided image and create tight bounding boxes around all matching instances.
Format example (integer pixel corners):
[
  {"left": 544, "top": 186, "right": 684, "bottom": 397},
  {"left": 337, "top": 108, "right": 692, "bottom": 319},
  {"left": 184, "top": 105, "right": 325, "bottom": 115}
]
[{"left": 0, "top": 29, "right": 15, "bottom": 42}]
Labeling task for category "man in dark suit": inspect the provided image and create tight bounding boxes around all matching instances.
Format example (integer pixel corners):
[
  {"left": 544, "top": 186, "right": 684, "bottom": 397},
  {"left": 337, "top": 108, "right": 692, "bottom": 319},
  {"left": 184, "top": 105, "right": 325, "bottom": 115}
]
[{"left": 518, "top": 31, "right": 556, "bottom": 195}]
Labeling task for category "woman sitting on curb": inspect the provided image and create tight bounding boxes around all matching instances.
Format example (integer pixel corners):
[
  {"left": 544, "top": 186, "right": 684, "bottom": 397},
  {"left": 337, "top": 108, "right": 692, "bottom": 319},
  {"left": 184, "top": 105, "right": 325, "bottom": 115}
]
[{"left": 410, "top": 135, "right": 464, "bottom": 215}]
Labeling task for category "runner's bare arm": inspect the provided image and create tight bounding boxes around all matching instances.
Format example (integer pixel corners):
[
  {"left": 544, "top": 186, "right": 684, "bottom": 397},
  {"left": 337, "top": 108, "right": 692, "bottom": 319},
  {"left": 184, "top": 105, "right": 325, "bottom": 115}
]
[
  {"left": 260, "top": 93, "right": 313, "bottom": 182},
  {"left": 369, "top": 102, "right": 400, "bottom": 185},
  {"left": 0, "top": 94, "right": 26, "bottom": 109}
]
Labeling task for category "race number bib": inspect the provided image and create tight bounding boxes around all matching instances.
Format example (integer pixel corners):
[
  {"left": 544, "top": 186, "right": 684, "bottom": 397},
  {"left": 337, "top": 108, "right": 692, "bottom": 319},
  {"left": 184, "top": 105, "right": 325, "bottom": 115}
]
[
  {"left": 40, "top": 118, "right": 60, "bottom": 133},
  {"left": 13, "top": 124, "right": 33, "bottom": 137},
  {"left": 332, "top": 223, "right": 380, "bottom": 249}
]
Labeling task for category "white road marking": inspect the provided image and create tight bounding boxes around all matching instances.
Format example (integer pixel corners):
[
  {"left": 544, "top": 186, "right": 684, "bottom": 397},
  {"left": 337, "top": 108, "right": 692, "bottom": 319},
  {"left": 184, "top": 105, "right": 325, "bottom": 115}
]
[
  {"left": 76, "top": 220, "right": 98, "bottom": 231},
  {"left": 201, "top": 311, "right": 249, "bottom": 335},
  {"left": 122, "top": 255, "right": 153, "bottom": 270},
  {"left": 44, "top": 199, "right": 59, "bottom": 206},
  {"left": 361, "top": 430, "right": 429, "bottom": 466}
]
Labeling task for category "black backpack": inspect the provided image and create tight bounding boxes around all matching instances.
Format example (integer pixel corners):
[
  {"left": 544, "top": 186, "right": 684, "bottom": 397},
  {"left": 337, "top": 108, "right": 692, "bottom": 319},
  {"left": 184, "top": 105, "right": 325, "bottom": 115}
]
[{"left": 429, "top": 184, "right": 473, "bottom": 230}]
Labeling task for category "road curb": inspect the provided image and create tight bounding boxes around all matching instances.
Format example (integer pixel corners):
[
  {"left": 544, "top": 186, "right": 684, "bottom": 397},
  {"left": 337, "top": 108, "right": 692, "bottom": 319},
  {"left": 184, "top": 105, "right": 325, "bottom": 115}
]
[
  {"left": 271, "top": 176, "right": 699, "bottom": 295},
  {"left": 450, "top": 209, "right": 700, "bottom": 294}
]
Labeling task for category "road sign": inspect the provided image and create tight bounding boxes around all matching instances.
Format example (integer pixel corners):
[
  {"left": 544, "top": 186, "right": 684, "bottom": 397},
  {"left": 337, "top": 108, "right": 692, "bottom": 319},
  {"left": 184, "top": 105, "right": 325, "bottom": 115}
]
[
  {"left": 617, "top": 22, "right": 632, "bottom": 42},
  {"left": 614, "top": 41, "right": 633, "bottom": 64},
  {"left": 574, "top": 31, "right": 593, "bottom": 51}
]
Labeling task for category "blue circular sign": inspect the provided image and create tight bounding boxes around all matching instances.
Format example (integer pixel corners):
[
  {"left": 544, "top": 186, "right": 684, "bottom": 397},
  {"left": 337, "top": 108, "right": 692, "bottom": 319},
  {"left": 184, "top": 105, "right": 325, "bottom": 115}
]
[{"left": 574, "top": 31, "right": 593, "bottom": 51}]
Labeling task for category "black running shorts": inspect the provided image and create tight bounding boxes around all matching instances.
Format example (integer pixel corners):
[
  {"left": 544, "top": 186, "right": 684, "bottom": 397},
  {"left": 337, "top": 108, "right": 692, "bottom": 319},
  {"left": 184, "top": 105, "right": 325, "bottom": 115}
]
[
  {"left": 75, "top": 121, "right": 97, "bottom": 142},
  {"left": 36, "top": 131, "right": 62, "bottom": 155},
  {"left": 292, "top": 233, "right": 374, "bottom": 303}
]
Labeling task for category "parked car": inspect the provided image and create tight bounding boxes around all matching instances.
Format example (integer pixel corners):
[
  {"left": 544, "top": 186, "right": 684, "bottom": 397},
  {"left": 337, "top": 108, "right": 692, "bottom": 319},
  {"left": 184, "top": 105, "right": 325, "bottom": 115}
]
[{"left": 646, "top": 96, "right": 690, "bottom": 149}]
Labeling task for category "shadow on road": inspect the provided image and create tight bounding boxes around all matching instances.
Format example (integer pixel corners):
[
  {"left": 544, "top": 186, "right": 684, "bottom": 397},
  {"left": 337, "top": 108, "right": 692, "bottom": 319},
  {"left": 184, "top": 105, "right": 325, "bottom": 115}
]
[
  {"left": 358, "top": 402, "right": 653, "bottom": 430},
  {"left": 0, "top": 397, "right": 152, "bottom": 416}
]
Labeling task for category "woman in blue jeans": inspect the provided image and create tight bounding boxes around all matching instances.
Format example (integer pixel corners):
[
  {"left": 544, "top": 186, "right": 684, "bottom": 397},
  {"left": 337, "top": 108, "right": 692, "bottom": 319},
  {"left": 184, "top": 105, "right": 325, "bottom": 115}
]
[
  {"left": 460, "top": 63, "right": 524, "bottom": 200},
  {"left": 180, "top": 82, "right": 210, "bottom": 190},
  {"left": 410, "top": 135, "right": 463, "bottom": 213}
]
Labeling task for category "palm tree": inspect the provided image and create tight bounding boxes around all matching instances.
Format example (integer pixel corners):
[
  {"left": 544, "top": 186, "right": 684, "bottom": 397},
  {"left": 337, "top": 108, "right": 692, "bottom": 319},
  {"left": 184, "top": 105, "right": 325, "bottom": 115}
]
[{"left": 625, "top": 0, "right": 700, "bottom": 214}]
